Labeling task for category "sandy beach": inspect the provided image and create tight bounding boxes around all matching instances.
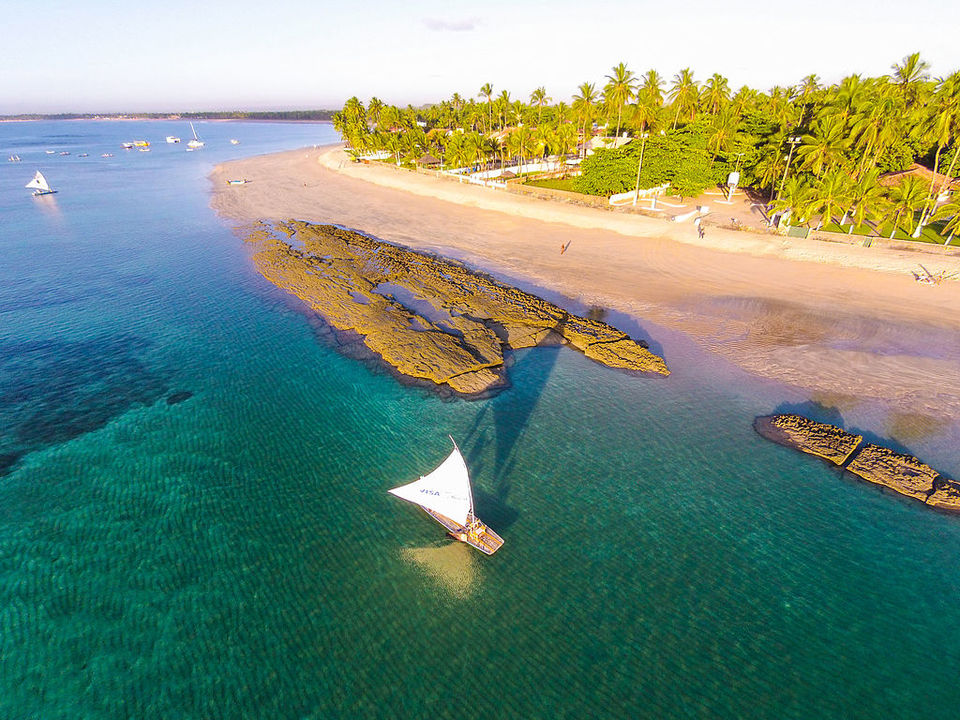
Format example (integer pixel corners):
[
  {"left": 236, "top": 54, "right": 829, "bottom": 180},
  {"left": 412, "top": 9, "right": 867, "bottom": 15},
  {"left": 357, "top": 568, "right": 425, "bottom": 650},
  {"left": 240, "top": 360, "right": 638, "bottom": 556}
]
[{"left": 211, "top": 145, "right": 960, "bottom": 423}]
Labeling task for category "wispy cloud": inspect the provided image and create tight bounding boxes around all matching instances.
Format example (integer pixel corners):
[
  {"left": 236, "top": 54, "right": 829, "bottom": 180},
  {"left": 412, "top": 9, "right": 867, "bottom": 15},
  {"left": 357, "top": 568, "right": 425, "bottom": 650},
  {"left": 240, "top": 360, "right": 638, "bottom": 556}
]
[{"left": 423, "top": 17, "right": 480, "bottom": 32}]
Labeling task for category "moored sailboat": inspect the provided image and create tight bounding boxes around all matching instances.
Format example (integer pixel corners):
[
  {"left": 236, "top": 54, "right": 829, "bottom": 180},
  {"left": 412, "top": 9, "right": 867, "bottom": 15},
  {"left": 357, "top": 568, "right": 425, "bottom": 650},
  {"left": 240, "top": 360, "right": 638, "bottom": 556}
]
[
  {"left": 389, "top": 439, "right": 504, "bottom": 555},
  {"left": 25, "top": 171, "right": 57, "bottom": 196},
  {"left": 187, "top": 122, "right": 204, "bottom": 149}
]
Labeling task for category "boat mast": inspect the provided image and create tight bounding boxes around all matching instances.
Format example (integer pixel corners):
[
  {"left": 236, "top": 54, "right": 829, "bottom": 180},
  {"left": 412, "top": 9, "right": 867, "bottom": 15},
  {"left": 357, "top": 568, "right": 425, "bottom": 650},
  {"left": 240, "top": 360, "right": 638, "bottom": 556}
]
[{"left": 449, "top": 435, "right": 475, "bottom": 522}]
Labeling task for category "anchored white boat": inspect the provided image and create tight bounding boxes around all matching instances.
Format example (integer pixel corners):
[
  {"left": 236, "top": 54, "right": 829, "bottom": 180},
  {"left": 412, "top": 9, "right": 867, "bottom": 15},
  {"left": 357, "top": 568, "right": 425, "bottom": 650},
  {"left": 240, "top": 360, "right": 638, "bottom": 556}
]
[
  {"left": 166, "top": 136, "right": 181, "bottom": 144},
  {"left": 187, "top": 122, "right": 204, "bottom": 149},
  {"left": 230, "top": 139, "right": 239, "bottom": 145},
  {"left": 25, "top": 170, "right": 57, "bottom": 196},
  {"left": 389, "top": 439, "right": 504, "bottom": 555}
]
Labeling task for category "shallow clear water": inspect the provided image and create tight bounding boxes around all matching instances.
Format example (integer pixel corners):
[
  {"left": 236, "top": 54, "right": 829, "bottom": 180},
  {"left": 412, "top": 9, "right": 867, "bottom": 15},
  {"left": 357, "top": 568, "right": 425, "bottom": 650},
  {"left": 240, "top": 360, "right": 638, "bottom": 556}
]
[{"left": 2, "top": 121, "right": 960, "bottom": 719}]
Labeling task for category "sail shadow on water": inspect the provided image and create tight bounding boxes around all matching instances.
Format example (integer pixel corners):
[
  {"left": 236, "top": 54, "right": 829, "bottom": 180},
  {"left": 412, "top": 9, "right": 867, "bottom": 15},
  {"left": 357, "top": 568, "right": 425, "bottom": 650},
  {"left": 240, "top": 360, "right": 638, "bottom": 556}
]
[{"left": 463, "top": 344, "right": 562, "bottom": 531}]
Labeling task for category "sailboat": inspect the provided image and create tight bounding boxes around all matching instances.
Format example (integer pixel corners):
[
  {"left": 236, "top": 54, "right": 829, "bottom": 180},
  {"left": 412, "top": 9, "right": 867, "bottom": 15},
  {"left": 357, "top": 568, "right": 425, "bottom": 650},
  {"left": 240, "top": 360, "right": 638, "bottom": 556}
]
[
  {"left": 388, "top": 438, "right": 504, "bottom": 555},
  {"left": 187, "top": 122, "right": 204, "bottom": 149},
  {"left": 25, "top": 170, "right": 57, "bottom": 196}
]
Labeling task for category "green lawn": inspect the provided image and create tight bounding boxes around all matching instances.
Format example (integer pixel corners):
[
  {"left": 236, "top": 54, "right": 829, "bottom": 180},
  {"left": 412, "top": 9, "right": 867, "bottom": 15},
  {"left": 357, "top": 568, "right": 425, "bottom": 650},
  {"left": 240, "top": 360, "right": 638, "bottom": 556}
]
[
  {"left": 819, "top": 217, "right": 954, "bottom": 245},
  {"left": 525, "top": 177, "right": 579, "bottom": 192}
]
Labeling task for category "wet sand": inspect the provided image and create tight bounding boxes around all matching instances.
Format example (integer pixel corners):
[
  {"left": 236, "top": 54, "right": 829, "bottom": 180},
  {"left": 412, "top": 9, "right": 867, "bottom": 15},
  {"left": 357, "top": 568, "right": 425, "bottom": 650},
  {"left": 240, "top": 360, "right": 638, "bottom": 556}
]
[{"left": 211, "top": 146, "right": 960, "bottom": 421}]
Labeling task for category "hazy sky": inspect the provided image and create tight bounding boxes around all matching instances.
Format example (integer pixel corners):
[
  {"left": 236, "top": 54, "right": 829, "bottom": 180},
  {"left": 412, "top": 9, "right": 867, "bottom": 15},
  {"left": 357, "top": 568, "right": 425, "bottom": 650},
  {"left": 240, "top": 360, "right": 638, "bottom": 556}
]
[{"left": 2, "top": 0, "right": 958, "bottom": 113}]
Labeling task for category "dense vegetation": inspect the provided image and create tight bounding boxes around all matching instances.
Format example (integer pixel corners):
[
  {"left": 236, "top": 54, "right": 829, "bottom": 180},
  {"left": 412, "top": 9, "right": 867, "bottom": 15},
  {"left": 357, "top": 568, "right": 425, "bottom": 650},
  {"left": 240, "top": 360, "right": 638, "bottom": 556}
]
[{"left": 333, "top": 54, "right": 960, "bottom": 241}]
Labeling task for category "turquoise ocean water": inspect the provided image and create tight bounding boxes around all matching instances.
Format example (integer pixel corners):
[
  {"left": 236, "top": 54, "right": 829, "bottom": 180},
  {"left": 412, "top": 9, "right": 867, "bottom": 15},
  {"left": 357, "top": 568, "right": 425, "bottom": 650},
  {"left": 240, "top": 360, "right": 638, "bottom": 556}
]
[{"left": 2, "top": 121, "right": 960, "bottom": 718}]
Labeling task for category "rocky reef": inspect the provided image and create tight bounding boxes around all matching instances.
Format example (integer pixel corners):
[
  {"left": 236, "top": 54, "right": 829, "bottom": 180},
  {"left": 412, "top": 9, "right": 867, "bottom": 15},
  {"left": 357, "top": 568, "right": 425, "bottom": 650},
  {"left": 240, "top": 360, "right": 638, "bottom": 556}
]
[
  {"left": 753, "top": 414, "right": 862, "bottom": 465},
  {"left": 246, "top": 221, "right": 668, "bottom": 396},
  {"left": 755, "top": 413, "right": 960, "bottom": 513}
]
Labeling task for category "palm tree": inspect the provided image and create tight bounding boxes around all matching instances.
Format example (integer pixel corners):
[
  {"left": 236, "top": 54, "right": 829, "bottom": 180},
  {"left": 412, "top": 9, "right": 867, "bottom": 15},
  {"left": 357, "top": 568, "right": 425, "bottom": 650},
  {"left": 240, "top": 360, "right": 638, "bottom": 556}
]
[
  {"left": 847, "top": 168, "right": 887, "bottom": 233},
  {"left": 479, "top": 83, "right": 494, "bottom": 133},
  {"left": 496, "top": 90, "right": 511, "bottom": 129},
  {"left": 730, "top": 86, "right": 757, "bottom": 117},
  {"left": 702, "top": 73, "right": 730, "bottom": 115},
  {"left": 641, "top": 69, "right": 664, "bottom": 106},
  {"left": 603, "top": 62, "right": 636, "bottom": 140},
  {"left": 507, "top": 125, "right": 534, "bottom": 173},
  {"left": 572, "top": 82, "right": 598, "bottom": 158},
  {"left": 754, "top": 152, "right": 786, "bottom": 202},
  {"left": 932, "top": 201, "right": 960, "bottom": 244},
  {"left": 770, "top": 175, "right": 815, "bottom": 224},
  {"left": 530, "top": 86, "right": 551, "bottom": 126},
  {"left": 707, "top": 106, "right": 739, "bottom": 162},
  {"left": 796, "top": 115, "right": 849, "bottom": 177},
  {"left": 367, "top": 97, "right": 385, "bottom": 129},
  {"left": 554, "top": 122, "right": 578, "bottom": 159},
  {"left": 669, "top": 68, "right": 698, "bottom": 129},
  {"left": 885, "top": 175, "right": 927, "bottom": 237},
  {"left": 891, "top": 52, "right": 930, "bottom": 108},
  {"left": 807, "top": 168, "right": 854, "bottom": 229}
]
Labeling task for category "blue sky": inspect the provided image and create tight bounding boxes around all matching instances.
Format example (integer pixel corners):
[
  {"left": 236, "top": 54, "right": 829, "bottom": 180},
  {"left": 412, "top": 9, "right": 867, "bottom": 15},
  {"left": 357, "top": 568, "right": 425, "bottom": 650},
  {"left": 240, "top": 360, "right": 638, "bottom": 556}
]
[{"left": 2, "top": 0, "right": 958, "bottom": 113}]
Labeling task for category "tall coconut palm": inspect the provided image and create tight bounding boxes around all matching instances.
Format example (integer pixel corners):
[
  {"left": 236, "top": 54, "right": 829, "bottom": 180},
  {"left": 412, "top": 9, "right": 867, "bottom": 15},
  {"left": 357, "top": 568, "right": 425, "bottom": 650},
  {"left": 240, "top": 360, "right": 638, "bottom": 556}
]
[
  {"left": 554, "top": 122, "right": 578, "bottom": 159},
  {"left": 479, "top": 83, "right": 494, "bottom": 133},
  {"left": 730, "top": 86, "right": 757, "bottom": 117},
  {"left": 641, "top": 69, "right": 664, "bottom": 106},
  {"left": 796, "top": 115, "right": 849, "bottom": 177},
  {"left": 496, "top": 90, "right": 511, "bottom": 129},
  {"left": 754, "top": 152, "right": 786, "bottom": 202},
  {"left": 807, "top": 168, "right": 854, "bottom": 229},
  {"left": 847, "top": 168, "right": 887, "bottom": 233},
  {"left": 886, "top": 175, "right": 927, "bottom": 237},
  {"left": 702, "top": 73, "right": 731, "bottom": 115},
  {"left": 707, "top": 106, "right": 739, "bottom": 161},
  {"left": 770, "top": 175, "right": 815, "bottom": 223},
  {"left": 367, "top": 97, "right": 385, "bottom": 129},
  {"left": 530, "top": 86, "right": 551, "bottom": 126},
  {"left": 572, "top": 82, "right": 598, "bottom": 157},
  {"left": 891, "top": 52, "right": 930, "bottom": 108},
  {"left": 669, "top": 68, "right": 698, "bottom": 129},
  {"left": 603, "top": 62, "right": 636, "bottom": 140}
]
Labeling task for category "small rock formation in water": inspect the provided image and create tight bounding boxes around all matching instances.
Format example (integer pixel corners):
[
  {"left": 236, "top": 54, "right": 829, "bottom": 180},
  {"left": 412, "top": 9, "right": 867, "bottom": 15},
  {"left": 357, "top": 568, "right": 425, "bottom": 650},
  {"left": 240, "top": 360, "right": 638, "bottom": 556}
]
[
  {"left": 245, "top": 220, "right": 669, "bottom": 396},
  {"left": 753, "top": 414, "right": 862, "bottom": 465},
  {"left": 755, "top": 413, "right": 960, "bottom": 513},
  {"left": 166, "top": 391, "right": 193, "bottom": 405}
]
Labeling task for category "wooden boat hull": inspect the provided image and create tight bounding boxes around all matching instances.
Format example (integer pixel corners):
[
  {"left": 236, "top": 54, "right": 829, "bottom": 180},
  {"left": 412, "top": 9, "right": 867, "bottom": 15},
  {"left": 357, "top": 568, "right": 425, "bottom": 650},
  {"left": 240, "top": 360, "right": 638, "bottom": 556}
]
[{"left": 424, "top": 508, "right": 504, "bottom": 555}]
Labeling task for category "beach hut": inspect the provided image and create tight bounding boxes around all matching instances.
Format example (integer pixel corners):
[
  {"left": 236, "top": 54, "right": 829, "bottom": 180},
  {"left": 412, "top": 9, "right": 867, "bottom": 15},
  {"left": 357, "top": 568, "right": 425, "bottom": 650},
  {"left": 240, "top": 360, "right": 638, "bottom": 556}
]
[{"left": 417, "top": 153, "right": 441, "bottom": 169}]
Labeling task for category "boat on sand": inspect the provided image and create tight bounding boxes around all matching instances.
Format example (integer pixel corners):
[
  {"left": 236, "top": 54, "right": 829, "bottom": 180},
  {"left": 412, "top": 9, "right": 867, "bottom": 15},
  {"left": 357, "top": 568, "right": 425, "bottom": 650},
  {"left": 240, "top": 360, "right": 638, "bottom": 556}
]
[{"left": 388, "top": 438, "right": 504, "bottom": 555}]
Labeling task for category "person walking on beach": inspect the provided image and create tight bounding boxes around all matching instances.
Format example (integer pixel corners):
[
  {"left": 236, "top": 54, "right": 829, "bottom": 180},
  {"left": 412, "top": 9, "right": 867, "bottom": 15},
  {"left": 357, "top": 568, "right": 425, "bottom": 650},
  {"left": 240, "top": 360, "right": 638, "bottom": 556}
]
[{"left": 694, "top": 216, "right": 703, "bottom": 239}]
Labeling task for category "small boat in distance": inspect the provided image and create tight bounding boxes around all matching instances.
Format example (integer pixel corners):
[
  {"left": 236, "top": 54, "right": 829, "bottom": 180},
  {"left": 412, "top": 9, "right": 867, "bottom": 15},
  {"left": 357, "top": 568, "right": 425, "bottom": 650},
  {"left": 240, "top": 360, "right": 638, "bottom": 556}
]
[
  {"left": 230, "top": 139, "right": 240, "bottom": 145},
  {"left": 187, "top": 122, "right": 204, "bottom": 149},
  {"left": 25, "top": 170, "right": 57, "bottom": 196},
  {"left": 166, "top": 136, "right": 181, "bottom": 144},
  {"left": 226, "top": 179, "right": 249, "bottom": 185},
  {"left": 388, "top": 438, "right": 504, "bottom": 555},
  {"left": 58, "top": 151, "right": 70, "bottom": 156},
  {"left": 138, "top": 147, "right": 151, "bottom": 152},
  {"left": 45, "top": 150, "right": 55, "bottom": 154},
  {"left": 134, "top": 140, "right": 149, "bottom": 148},
  {"left": 7, "top": 155, "right": 21, "bottom": 162},
  {"left": 101, "top": 153, "right": 113, "bottom": 158},
  {"left": 121, "top": 142, "right": 134, "bottom": 149},
  {"left": 77, "top": 153, "right": 89, "bottom": 158}
]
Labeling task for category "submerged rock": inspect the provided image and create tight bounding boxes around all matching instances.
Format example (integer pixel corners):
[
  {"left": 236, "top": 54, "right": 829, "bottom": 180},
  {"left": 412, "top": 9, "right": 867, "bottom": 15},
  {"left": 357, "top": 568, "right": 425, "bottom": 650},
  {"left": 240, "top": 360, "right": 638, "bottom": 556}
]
[
  {"left": 755, "top": 413, "right": 960, "bottom": 513},
  {"left": 166, "top": 390, "right": 193, "bottom": 405},
  {"left": 753, "top": 414, "right": 862, "bottom": 465},
  {"left": 247, "top": 221, "right": 669, "bottom": 396}
]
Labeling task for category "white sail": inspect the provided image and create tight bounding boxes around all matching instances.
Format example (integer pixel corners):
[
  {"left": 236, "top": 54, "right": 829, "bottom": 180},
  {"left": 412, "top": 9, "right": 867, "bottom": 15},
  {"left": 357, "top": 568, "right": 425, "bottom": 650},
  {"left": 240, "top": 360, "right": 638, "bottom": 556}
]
[
  {"left": 25, "top": 171, "right": 50, "bottom": 192},
  {"left": 389, "top": 446, "right": 473, "bottom": 526}
]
